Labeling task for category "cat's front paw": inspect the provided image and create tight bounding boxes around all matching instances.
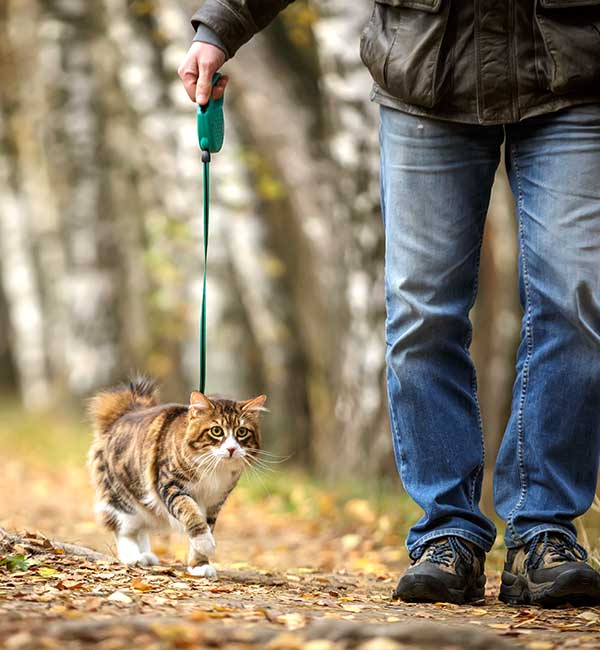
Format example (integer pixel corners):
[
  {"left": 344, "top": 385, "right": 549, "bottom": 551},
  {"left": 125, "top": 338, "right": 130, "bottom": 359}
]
[
  {"left": 191, "top": 531, "right": 216, "bottom": 557},
  {"left": 187, "top": 564, "right": 217, "bottom": 578}
]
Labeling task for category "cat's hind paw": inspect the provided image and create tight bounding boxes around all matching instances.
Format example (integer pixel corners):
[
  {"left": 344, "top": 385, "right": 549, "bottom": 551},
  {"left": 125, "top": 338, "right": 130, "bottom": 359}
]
[
  {"left": 187, "top": 564, "right": 217, "bottom": 578},
  {"left": 139, "top": 552, "right": 159, "bottom": 566},
  {"left": 190, "top": 531, "right": 216, "bottom": 557},
  {"left": 120, "top": 552, "right": 159, "bottom": 567}
]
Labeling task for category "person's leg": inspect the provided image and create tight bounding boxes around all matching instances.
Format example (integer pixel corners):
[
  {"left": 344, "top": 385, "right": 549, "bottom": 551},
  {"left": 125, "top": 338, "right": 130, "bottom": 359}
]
[
  {"left": 380, "top": 106, "right": 502, "bottom": 557},
  {"left": 495, "top": 104, "right": 600, "bottom": 546},
  {"left": 495, "top": 105, "right": 600, "bottom": 605}
]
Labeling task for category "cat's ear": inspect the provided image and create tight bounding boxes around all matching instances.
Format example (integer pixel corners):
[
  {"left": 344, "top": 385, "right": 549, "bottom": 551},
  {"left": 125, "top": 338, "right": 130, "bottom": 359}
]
[
  {"left": 189, "top": 391, "right": 214, "bottom": 413},
  {"left": 239, "top": 394, "right": 268, "bottom": 414}
]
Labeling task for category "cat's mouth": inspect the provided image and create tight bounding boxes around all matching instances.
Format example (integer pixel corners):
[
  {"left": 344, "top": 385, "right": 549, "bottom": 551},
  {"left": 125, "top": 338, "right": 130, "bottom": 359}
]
[{"left": 212, "top": 449, "right": 245, "bottom": 462}]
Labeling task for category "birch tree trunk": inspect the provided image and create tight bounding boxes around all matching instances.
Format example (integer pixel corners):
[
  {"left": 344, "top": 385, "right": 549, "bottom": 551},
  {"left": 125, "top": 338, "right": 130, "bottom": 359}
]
[{"left": 0, "top": 0, "right": 525, "bottom": 485}]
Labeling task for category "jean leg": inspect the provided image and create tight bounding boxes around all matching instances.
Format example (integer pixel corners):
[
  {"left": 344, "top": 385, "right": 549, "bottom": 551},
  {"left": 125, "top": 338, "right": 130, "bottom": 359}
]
[
  {"left": 495, "top": 105, "right": 600, "bottom": 548},
  {"left": 380, "top": 106, "right": 502, "bottom": 554}
]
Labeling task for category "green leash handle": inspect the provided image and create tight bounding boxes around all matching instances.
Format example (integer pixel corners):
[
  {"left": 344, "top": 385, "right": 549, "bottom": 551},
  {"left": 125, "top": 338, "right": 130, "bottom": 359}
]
[
  {"left": 197, "top": 72, "right": 224, "bottom": 153},
  {"left": 197, "top": 73, "right": 225, "bottom": 393}
]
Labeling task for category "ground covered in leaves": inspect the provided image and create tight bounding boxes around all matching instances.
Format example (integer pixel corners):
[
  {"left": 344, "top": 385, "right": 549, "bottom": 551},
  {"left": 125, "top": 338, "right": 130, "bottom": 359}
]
[{"left": 1, "top": 438, "right": 600, "bottom": 649}]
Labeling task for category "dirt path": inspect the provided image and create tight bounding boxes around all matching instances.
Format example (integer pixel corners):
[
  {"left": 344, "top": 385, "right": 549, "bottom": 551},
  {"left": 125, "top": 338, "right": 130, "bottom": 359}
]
[{"left": 1, "top": 458, "right": 599, "bottom": 650}]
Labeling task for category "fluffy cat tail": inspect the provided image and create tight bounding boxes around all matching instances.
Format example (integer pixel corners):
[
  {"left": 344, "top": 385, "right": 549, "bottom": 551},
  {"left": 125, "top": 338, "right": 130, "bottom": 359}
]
[{"left": 88, "top": 375, "right": 159, "bottom": 435}]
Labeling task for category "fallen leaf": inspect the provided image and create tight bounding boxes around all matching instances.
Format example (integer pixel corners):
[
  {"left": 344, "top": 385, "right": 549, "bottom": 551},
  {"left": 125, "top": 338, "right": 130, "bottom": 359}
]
[
  {"left": 131, "top": 577, "right": 153, "bottom": 592},
  {"left": 266, "top": 633, "right": 305, "bottom": 650},
  {"left": 341, "top": 604, "right": 363, "bottom": 612},
  {"left": 467, "top": 608, "right": 488, "bottom": 616},
  {"left": 0, "top": 555, "right": 30, "bottom": 572},
  {"left": 57, "top": 579, "right": 84, "bottom": 590},
  {"left": 344, "top": 499, "right": 376, "bottom": 525},
  {"left": 212, "top": 604, "right": 237, "bottom": 612},
  {"left": 38, "top": 567, "right": 59, "bottom": 578},
  {"left": 276, "top": 612, "right": 306, "bottom": 629},
  {"left": 107, "top": 590, "right": 133, "bottom": 604}
]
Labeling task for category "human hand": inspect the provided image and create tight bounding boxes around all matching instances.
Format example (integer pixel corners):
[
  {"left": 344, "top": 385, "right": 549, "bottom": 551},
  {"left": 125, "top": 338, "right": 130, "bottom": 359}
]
[{"left": 178, "top": 42, "right": 229, "bottom": 105}]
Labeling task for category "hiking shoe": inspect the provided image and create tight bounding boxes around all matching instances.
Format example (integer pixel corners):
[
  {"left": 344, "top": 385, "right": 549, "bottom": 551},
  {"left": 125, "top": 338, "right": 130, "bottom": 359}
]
[
  {"left": 392, "top": 536, "right": 486, "bottom": 604},
  {"left": 500, "top": 532, "right": 600, "bottom": 607}
]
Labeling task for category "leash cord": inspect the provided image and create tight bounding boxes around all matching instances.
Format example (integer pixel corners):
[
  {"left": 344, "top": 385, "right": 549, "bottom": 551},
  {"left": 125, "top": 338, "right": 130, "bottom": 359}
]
[{"left": 199, "top": 149, "right": 211, "bottom": 393}]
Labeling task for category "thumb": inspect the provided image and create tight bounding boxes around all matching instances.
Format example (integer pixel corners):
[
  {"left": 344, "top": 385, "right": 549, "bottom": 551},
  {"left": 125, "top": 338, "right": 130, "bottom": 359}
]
[{"left": 196, "top": 66, "right": 214, "bottom": 106}]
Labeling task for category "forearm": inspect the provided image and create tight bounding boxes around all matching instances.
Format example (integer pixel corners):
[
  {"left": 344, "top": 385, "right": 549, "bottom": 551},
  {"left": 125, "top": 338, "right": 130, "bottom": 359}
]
[{"left": 191, "top": 0, "right": 295, "bottom": 57}]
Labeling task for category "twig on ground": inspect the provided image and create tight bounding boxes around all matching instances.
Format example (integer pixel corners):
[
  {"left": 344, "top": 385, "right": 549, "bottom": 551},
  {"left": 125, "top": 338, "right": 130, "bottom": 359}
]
[{"left": 0, "top": 527, "right": 116, "bottom": 563}]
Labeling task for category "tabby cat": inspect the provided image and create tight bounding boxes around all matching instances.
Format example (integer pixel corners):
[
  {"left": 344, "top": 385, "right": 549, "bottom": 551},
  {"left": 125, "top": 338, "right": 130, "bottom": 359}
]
[{"left": 88, "top": 377, "right": 266, "bottom": 577}]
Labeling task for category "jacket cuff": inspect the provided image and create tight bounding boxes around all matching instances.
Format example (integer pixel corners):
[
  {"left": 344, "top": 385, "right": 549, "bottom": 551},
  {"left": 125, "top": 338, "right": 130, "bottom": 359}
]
[
  {"left": 192, "top": 24, "right": 230, "bottom": 60},
  {"left": 191, "top": 3, "right": 255, "bottom": 58}
]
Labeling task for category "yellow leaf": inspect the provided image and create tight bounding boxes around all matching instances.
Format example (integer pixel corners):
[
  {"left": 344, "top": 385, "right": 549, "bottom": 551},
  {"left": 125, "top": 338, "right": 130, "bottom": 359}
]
[
  {"left": 38, "top": 567, "right": 59, "bottom": 578},
  {"left": 131, "top": 578, "right": 153, "bottom": 592},
  {"left": 212, "top": 604, "right": 237, "bottom": 612},
  {"left": 341, "top": 534, "right": 361, "bottom": 551},
  {"left": 344, "top": 499, "right": 376, "bottom": 525}
]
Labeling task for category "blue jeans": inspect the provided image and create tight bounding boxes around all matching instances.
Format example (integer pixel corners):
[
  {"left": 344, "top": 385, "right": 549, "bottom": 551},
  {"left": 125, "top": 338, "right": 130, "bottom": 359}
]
[{"left": 380, "top": 104, "right": 600, "bottom": 554}]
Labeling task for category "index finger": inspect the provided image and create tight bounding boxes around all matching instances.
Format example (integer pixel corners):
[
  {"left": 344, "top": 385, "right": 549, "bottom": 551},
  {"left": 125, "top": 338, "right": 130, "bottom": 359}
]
[{"left": 181, "top": 71, "right": 198, "bottom": 103}]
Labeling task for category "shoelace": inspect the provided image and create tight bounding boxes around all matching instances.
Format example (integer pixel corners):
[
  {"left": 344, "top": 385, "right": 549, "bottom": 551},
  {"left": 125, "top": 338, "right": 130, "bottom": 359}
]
[
  {"left": 410, "top": 536, "right": 474, "bottom": 567},
  {"left": 525, "top": 532, "right": 587, "bottom": 570}
]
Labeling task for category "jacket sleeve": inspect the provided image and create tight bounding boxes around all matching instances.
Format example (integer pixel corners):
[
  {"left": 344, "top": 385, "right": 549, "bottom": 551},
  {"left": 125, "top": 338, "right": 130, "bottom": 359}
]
[
  {"left": 192, "top": 24, "right": 229, "bottom": 58},
  {"left": 191, "top": 0, "right": 295, "bottom": 58}
]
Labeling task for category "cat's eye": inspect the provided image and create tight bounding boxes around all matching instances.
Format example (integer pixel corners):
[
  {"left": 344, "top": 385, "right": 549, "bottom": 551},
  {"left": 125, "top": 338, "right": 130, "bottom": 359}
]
[
  {"left": 236, "top": 426, "right": 250, "bottom": 440},
  {"left": 209, "top": 426, "right": 224, "bottom": 439}
]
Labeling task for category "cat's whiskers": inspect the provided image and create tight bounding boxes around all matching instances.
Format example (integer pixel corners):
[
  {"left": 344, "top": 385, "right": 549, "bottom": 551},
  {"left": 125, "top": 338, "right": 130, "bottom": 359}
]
[
  {"left": 191, "top": 453, "right": 221, "bottom": 481},
  {"left": 240, "top": 455, "right": 272, "bottom": 495},
  {"left": 250, "top": 449, "right": 292, "bottom": 464},
  {"left": 246, "top": 456, "right": 277, "bottom": 474}
]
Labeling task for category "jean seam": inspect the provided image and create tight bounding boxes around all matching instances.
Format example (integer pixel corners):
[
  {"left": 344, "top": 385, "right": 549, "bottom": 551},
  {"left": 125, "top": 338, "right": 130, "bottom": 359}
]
[
  {"left": 466, "top": 219, "right": 487, "bottom": 512},
  {"left": 507, "top": 141, "right": 531, "bottom": 545},
  {"left": 386, "top": 365, "right": 407, "bottom": 481}
]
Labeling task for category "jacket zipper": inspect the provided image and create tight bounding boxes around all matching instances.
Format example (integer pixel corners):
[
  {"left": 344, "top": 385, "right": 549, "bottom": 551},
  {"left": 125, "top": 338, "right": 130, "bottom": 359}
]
[{"left": 507, "top": 0, "right": 519, "bottom": 122}]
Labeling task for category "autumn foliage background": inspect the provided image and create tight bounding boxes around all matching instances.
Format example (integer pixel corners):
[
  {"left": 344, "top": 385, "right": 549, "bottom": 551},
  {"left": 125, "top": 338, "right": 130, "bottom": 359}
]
[{"left": 1, "top": 0, "right": 599, "bottom": 559}]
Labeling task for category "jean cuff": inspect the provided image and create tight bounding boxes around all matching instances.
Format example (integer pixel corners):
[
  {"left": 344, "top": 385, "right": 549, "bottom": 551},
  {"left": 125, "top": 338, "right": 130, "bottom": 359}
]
[
  {"left": 504, "top": 524, "right": 578, "bottom": 549},
  {"left": 407, "top": 527, "right": 494, "bottom": 555}
]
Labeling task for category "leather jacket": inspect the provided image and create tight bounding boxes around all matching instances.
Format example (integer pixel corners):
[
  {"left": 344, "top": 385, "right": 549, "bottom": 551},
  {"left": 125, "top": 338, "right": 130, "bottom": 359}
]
[{"left": 192, "top": 0, "right": 600, "bottom": 124}]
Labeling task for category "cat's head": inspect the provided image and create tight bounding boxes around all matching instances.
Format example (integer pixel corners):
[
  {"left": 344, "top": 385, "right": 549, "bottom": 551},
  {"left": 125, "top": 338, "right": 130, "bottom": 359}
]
[{"left": 185, "top": 391, "right": 267, "bottom": 467}]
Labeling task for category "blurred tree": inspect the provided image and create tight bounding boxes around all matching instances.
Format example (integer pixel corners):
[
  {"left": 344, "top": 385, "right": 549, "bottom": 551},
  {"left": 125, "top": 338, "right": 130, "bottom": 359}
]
[{"left": 0, "top": 0, "right": 524, "bottom": 489}]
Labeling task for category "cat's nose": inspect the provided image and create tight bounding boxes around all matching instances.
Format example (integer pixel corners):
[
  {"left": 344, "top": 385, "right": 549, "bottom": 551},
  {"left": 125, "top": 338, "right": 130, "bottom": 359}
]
[{"left": 225, "top": 446, "right": 236, "bottom": 457}]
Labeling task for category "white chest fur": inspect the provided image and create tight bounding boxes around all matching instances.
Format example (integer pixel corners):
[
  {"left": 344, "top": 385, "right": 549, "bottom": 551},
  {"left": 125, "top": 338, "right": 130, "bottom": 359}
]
[{"left": 187, "top": 465, "right": 241, "bottom": 510}]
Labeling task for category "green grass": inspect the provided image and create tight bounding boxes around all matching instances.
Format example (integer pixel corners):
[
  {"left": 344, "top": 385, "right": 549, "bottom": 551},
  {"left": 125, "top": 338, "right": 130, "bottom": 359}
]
[{"left": 0, "top": 398, "right": 90, "bottom": 466}]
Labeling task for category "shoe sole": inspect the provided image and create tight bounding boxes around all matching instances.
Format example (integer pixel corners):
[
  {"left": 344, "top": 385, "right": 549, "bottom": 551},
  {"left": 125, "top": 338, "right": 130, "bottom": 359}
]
[
  {"left": 499, "top": 568, "right": 600, "bottom": 607},
  {"left": 393, "top": 574, "right": 486, "bottom": 605}
]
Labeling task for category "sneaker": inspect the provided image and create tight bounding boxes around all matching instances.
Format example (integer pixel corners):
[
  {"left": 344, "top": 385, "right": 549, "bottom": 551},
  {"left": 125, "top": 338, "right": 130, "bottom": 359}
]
[
  {"left": 500, "top": 532, "right": 600, "bottom": 606},
  {"left": 392, "top": 536, "right": 486, "bottom": 604}
]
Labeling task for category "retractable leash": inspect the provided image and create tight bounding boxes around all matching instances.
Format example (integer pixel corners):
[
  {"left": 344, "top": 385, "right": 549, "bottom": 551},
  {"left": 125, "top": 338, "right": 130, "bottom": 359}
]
[{"left": 196, "top": 72, "right": 225, "bottom": 393}]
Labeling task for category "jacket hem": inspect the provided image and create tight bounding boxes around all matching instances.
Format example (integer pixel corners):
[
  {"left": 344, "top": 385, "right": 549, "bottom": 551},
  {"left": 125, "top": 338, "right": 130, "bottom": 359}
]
[{"left": 371, "top": 86, "right": 600, "bottom": 125}]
